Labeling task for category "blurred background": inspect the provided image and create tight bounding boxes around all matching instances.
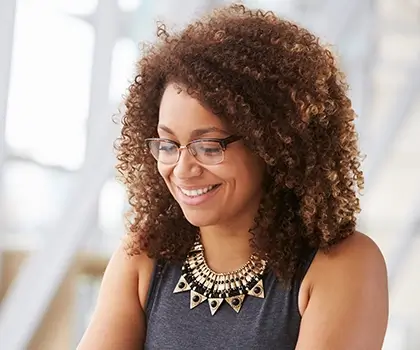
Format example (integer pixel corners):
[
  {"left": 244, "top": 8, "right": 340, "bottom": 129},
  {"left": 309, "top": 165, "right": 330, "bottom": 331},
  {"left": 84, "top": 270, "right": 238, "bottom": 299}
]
[{"left": 0, "top": 0, "right": 419, "bottom": 349}]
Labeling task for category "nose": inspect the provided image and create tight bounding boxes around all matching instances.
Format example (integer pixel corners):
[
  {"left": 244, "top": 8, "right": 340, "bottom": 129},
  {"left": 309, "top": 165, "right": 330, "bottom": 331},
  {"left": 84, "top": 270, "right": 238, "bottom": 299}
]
[{"left": 172, "top": 147, "right": 203, "bottom": 179}]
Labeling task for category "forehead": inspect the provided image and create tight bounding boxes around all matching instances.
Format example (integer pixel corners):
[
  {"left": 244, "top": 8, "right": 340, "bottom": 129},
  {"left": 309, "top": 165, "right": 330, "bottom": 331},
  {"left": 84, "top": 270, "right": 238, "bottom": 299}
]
[{"left": 158, "top": 84, "right": 226, "bottom": 132}]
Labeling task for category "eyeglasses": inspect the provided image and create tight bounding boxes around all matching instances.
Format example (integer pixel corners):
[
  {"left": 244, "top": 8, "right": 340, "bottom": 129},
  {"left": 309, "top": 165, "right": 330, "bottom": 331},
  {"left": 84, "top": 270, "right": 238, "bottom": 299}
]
[{"left": 145, "top": 135, "right": 241, "bottom": 165}]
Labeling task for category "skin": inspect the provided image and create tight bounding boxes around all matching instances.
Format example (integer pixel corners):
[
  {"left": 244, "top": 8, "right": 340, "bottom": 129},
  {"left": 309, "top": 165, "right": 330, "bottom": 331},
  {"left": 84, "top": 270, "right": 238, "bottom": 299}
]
[
  {"left": 156, "top": 84, "right": 265, "bottom": 272},
  {"left": 77, "top": 84, "right": 388, "bottom": 350}
]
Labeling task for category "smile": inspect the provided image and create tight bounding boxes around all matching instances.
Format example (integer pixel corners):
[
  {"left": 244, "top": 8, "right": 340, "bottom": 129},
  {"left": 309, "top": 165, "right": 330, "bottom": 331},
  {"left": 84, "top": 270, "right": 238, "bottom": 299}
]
[{"left": 179, "top": 184, "right": 220, "bottom": 198}]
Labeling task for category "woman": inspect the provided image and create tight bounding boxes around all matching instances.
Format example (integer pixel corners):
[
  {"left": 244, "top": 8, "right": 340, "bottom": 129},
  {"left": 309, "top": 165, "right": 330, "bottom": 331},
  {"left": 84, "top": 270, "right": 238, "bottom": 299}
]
[{"left": 78, "top": 4, "right": 388, "bottom": 350}]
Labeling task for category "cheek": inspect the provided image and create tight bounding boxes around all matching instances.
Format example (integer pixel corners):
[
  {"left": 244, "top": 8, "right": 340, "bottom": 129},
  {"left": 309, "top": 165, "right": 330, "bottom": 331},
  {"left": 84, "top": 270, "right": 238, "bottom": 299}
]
[
  {"left": 238, "top": 167, "right": 261, "bottom": 189},
  {"left": 233, "top": 156, "right": 264, "bottom": 192},
  {"left": 218, "top": 162, "right": 260, "bottom": 190}
]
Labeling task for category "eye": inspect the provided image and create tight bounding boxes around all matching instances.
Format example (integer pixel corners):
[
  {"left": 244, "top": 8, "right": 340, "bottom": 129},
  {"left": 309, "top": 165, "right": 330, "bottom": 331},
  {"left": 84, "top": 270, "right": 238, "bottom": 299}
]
[
  {"left": 148, "top": 139, "right": 177, "bottom": 157},
  {"left": 202, "top": 147, "right": 220, "bottom": 154},
  {"left": 158, "top": 142, "right": 177, "bottom": 153},
  {"left": 196, "top": 142, "right": 222, "bottom": 156}
]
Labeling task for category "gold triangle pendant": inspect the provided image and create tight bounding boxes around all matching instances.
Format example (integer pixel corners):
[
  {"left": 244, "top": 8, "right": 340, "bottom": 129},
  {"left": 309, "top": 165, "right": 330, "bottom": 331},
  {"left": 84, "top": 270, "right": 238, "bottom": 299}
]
[
  {"left": 174, "top": 241, "right": 267, "bottom": 315},
  {"left": 225, "top": 295, "right": 245, "bottom": 313},
  {"left": 190, "top": 290, "right": 207, "bottom": 309},
  {"left": 248, "top": 279, "right": 265, "bottom": 298},
  {"left": 173, "top": 275, "right": 191, "bottom": 293},
  {"left": 208, "top": 298, "right": 224, "bottom": 315}
]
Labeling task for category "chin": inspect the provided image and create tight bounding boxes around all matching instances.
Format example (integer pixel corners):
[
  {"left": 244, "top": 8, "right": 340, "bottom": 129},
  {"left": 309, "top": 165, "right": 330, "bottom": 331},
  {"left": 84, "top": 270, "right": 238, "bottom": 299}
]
[{"left": 182, "top": 209, "right": 220, "bottom": 228}]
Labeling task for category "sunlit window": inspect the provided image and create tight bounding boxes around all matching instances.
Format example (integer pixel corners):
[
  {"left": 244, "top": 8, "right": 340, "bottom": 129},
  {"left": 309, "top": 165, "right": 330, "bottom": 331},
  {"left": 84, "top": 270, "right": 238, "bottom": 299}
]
[
  {"left": 118, "top": 0, "right": 142, "bottom": 12},
  {"left": 98, "top": 179, "right": 126, "bottom": 236},
  {"left": 109, "top": 38, "right": 138, "bottom": 102},
  {"left": 6, "top": 0, "right": 95, "bottom": 170},
  {"left": 0, "top": 160, "right": 73, "bottom": 236}
]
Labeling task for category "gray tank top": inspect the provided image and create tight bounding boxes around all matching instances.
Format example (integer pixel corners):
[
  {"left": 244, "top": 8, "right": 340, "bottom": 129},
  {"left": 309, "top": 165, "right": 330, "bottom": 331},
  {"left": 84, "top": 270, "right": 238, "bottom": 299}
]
[{"left": 144, "top": 249, "right": 316, "bottom": 350}]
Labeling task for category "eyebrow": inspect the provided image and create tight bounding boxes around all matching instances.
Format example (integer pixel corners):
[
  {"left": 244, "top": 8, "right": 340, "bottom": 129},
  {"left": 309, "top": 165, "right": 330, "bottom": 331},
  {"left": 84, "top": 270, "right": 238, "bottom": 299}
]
[{"left": 157, "top": 124, "right": 229, "bottom": 138}]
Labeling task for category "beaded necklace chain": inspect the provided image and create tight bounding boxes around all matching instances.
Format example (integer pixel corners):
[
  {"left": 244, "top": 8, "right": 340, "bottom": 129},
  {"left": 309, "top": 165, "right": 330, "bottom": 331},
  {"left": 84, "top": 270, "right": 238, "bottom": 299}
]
[{"left": 173, "top": 241, "right": 267, "bottom": 315}]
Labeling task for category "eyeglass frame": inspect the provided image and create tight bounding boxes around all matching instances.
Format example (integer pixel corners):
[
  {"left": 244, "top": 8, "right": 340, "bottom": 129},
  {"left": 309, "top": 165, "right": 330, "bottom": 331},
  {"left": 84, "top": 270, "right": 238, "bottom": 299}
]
[{"left": 145, "top": 135, "right": 241, "bottom": 165}]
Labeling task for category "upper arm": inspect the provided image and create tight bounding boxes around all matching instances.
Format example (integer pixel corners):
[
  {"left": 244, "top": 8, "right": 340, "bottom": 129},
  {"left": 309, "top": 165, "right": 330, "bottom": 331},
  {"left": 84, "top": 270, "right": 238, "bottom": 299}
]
[
  {"left": 77, "top": 243, "right": 154, "bottom": 350},
  {"left": 296, "top": 233, "right": 389, "bottom": 350}
]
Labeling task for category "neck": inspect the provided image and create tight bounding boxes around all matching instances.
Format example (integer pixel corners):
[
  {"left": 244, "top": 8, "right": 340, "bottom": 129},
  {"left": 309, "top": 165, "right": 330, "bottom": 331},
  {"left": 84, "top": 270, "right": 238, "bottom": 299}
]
[{"left": 199, "top": 223, "right": 253, "bottom": 273}]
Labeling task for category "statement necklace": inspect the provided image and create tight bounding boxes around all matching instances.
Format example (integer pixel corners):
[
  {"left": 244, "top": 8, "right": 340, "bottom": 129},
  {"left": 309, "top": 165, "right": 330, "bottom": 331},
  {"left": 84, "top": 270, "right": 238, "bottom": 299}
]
[{"left": 173, "top": 241, "right": 267, "bottom": 315}]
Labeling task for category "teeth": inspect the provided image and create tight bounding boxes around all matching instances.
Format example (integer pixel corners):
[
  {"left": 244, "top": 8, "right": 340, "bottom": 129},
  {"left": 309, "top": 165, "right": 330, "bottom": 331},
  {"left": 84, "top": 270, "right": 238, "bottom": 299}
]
[{"left": 180, "top": 185, "right": 217, "bottom": 197}]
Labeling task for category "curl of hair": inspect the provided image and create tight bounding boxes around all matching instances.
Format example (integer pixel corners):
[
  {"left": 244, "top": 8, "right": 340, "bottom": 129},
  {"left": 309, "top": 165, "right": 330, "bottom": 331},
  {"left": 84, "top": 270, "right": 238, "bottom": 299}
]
[{"left": 115, "top": 4, "right": 364, "bottom": 282}]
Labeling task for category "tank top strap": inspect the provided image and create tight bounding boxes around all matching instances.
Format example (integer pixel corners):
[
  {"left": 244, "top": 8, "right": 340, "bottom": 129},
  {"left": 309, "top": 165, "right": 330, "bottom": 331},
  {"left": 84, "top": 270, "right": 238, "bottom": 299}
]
[
  {"left": 293, "top": 246, "right": 318, "bottom": 289},
  {"left": 145, "top": 259, "right": 166, "bottom": 317}
]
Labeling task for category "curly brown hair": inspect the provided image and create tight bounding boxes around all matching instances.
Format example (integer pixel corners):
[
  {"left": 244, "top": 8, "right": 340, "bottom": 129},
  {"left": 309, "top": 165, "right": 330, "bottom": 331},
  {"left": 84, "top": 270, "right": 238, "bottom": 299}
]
[{"left": 115, "top": 4, "right": 364, "bottom": 282}]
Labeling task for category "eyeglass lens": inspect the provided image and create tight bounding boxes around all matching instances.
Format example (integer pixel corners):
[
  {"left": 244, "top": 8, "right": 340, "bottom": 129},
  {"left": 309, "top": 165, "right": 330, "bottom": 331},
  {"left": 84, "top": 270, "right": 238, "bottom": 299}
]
[{"left": 148, "top": 140, "right": 224, "bottom": 165}]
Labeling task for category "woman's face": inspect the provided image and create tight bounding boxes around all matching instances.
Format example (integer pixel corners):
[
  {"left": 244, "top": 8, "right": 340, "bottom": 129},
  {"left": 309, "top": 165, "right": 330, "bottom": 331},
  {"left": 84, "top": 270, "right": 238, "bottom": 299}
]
[{"left": 156, "top": 83, "right": 264, "bottom": 229}]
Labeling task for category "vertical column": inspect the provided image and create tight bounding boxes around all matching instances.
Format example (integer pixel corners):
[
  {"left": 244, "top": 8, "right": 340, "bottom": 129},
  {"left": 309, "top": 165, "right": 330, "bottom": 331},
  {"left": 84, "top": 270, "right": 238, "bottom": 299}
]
[
  {"left": 0, "top": 0, "right": 16, "bottom": 172},
  {"left": 363, "top": 57, "right": 420, "bottom": 189},
  {"left": 354, "top": 0, "right": 379, "bottom": 149},
  {"left": 0, "top": 0, "right": 121, "bottom": 348},
  {"left": 0, "top": 0, "right": 17, "bottom": 327},
  {"left": 81, "top": 0, "right": 121, "bottom": 251}
]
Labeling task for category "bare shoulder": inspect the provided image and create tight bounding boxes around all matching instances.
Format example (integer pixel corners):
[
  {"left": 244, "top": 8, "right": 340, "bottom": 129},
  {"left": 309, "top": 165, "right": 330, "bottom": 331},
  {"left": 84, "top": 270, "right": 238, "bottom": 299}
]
[
  {"left": 297, "top": 232, "right": 389, "bottom": 350},
  {"left": 316, "top": 231, "right": 386, "bottom": 271},
  {"left": 301, "top": 232, "right": 387, "bottom": 297},
  {"left": 304, "top": 231, "right": 388, "bottom": 305},
  {"left": 113, "top": 239, "right": 156, "bottom": 310},
  {"left": 77, "top": 240, "right": 155, "bottom": 350},
  {"left": 131, "top": 247, "right": 156, "bottom": 311}
]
